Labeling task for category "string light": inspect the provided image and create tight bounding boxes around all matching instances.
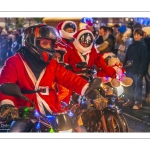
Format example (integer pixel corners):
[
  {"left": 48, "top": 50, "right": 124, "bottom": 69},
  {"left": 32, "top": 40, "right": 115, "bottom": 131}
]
[
  {"left": 34, "top": 110, "right": 39, "bottom": 117},
  {"left": 49, "top": 128, "right": 55, "bottom": 133},
  {"left": 36, "top": 122, "right": 40, "bottom": 129},
  {"left": 68, "top": 110, "right": 74, "bottom": 117},
  {"left": 24, "top": 107, "right": 29, "bottom": 117}
]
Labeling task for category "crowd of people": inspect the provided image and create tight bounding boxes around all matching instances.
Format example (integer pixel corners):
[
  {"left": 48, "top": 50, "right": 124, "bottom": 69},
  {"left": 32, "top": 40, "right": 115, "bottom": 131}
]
[
  {"left": 94, "top": 23, "right": 150, "bottom": 109},
  {"left": 55, "top": 20, "right": 150, "bottom": 110},
  {"left": 0, "top": 26, "right": 22, "bottom": 65},
  {"left": 0, "top": 20, "right": 150, "bottom": 132}
]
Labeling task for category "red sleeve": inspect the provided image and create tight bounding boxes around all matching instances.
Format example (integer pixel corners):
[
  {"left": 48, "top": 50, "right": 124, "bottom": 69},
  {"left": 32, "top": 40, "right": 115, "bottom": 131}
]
[
  {"left": 54, "top": 61, "right": 88, "bottom": 95},
  {"left": 0, "top": 57, "right": 18, "bottom": 106},
  {"left": 95, "top": 54, "right": 116, "bottom": 78},
  {"left": 63, "top": 48, "right": 71, "bottom": 64}
]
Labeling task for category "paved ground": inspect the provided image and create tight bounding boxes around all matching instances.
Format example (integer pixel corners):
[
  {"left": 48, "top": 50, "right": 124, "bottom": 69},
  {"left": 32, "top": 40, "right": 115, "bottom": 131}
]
[
  {"left": 124, "top": 113, "right": 150, "bottom": 132},
  {"left": 117, "top": 101, "right": 150, "bottom": 132}
]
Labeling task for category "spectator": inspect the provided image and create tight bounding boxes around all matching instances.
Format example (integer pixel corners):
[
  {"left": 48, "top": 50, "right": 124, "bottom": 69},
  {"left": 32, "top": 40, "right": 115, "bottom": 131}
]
[
  {"left": 112, "top": 24, "right": 120, "bottom": 37},
  {"left": 0, "top": 31, "right": 8, "bottom": 65},
  {"left": 132, "top": 22, "right": 142, "bottom": 39},
  {"left": 123, "top": 29, "right": 149, "bottom": 109},
  {"left": 96, "top": 26, "right": 115, "bottom": 54},
  {"left": 142, "top": 26, "right": 150, "bottom": 104},
  {"left": 7, "top": 30, "right": 13, "bottom": 57},
  {"left": 107, "top": 27, "right": 115, "bottom": 53},
  {"left": 133, "top": 23, "right": 142, "bottom": 30},
  {"left": 115, "top": 25, "right": 133, "bottom": 63}
]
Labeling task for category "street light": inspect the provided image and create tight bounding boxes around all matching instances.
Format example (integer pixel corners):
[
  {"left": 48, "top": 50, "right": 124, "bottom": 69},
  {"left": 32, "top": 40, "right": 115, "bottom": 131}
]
[
  {"left": 125, "top": 18, "right": 129, "bottom": 21},
  {"left": 96, "top": 20, "right": 99, "bottom": 24}
]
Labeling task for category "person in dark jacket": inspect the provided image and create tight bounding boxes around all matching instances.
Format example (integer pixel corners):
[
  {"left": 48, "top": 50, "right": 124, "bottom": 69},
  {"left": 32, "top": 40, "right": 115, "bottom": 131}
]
[
  {"left": 0, "top": 33, "right": 9, "bottom": 65},
  {"left": 123, "top": 29, "right": 149, "bottom": 109},
  {"left": 142, "top": 27, "right": 150, "bottom": 104},
  {"left": 96, "top": 26, "right": 115, "bottom": 54}
]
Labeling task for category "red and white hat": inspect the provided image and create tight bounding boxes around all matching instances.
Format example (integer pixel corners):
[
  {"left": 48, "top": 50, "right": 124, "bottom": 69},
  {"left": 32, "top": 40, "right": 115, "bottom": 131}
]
[
  {"left": 73, "top": 29, "right": 94, "bottom": 54},
  {"left": 56, "top": 21, "right": 77, "bottom": 39}
]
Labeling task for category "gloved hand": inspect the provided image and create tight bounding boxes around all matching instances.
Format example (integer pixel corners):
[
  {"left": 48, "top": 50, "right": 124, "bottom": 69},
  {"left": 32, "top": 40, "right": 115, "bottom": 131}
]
[
  {"left": 85, "top": 89, "right": 100, "bottom": 100},
  {"left": 64, "top": 64, "right": 73, "bottom": 71},
  {"left": 0, "top": 104, "right": 19, "bottom": 120},
  {"left": 138, "top": 74, "right": 143, "bottom": 80},
  {"left": 84, "top": 78, "right": 102, "bottom": 100}
]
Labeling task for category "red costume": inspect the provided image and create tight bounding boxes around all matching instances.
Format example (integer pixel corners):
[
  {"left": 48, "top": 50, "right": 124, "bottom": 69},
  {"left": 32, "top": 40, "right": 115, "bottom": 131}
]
[
  {"left": 63, "top": 29, "right": 101, "bottom": 72},
  {"left": 63, "top": 29, "right": 115, "bottom": 74},
  {"left": 0, "top": 53, "right": 88, "bottom": 115},
  {"left": 55, "top": 21, "right": 77, "bottom": 51},
  {"left": 54, "top": 21, "right": 78, "bottom": 104}
]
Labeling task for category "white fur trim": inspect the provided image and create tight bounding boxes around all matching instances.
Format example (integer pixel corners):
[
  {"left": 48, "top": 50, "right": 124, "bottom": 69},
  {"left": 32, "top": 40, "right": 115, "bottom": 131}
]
[
  {"left": 142, "top": 27, "right": 150, "bottom": 35},
  {"left": 36, "top": 93, "right": 53, "bottom": 116},
  {"left": 19, "top": 54, "right": 52, "bottom": 115},
  {"left": 60, "top": 31, "right": 75, "bottom": 39},
  {"left": 102, "top": 52, "right": 115, "bottom": 59},
  {"left": 86, "top": 53, "right": 90, "bottom": 64},
  {"left": 81, "top": 83, "right": 89, "bottom": 96},
  {"left": 19, "top": 54, "right": 37, "bottom": 85},
  {"left": 73, "top": 39, "right": 92, "bottom": 54},
  {"left": 0, "top": 100, "right": 15, "bottom": 106},
  {"left": 77, "top": 51, "right": 90, "bottom": 64},
  {"left": 60, "top": 21, "right": 77, "bottom": 39},
  {"left": 73, "top": 30, "right": 94, "bottom": 54},
  {"left": 34, "top": 68, "right": 46, "bottom": 91}
]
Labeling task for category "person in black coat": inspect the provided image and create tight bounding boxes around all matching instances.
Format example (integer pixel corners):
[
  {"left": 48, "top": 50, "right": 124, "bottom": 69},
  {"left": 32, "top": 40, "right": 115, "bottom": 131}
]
[
  {"left": 0, "top": 34, "right": 9, "bottom": 65},
  {"left": 123, "top": 29, "right": 149, "bottom": 109},
  {"left": 142, "top": 27, "right": 150, "bottom": 104}
]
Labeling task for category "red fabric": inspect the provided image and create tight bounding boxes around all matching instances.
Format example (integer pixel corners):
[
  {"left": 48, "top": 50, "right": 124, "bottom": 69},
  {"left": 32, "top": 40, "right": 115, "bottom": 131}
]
[
  {"left": 0, "top": 53, "right": 88, "bottom": 113},
  {"left": 62, "top": 43, "right": 103, "bottom": 105},
  {"left": 56, "top": 21, "right": 64, "bottom": 33},
  {"left": 97, "top": 53, "right": 117, "bottom": 78},
  {"left": 63, "top": 45, "right": 101, "bottom": 72},
  {"left": 42, "top": 52, "right": 49, "bottom": 62},
  {"left": 54, "top": 38, "right": 74, "bottom": 105}
]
